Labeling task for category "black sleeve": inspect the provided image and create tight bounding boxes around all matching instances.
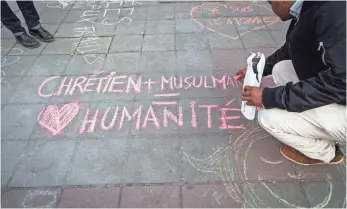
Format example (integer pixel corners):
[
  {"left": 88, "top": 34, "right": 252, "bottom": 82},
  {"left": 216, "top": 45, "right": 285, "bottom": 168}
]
[
  {"left": 263, "top": 41, "right": 291, "bottom": 76},
  {"left": 262, "top": 5, "right": 346, "bottom": 112}
]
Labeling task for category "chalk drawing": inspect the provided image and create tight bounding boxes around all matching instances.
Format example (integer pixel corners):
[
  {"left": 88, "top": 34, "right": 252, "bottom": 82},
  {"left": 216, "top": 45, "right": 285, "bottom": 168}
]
[
  {"left": 21, "top": 189, "right": 60, "bottom": 208},
  {"left": 190, "top": 2, "right": 280, "bottom": 40},
  {"left": 183, "top": 121, "right": 339, "bottom": 207}
]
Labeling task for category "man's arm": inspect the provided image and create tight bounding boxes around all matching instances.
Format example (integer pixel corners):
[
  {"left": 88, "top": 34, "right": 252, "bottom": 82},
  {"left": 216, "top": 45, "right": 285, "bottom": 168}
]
[
  {"left": 262, "top": 5, "right": 346, "bottom": 112},
  {"left": 263, "top": 41, "right": 291, "bottom": 76}
]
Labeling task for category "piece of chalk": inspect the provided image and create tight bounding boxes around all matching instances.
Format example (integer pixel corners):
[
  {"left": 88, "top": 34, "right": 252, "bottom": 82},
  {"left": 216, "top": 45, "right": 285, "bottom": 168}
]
[{"left": 234, "top": 75, "right": 242, "bottom": 80}]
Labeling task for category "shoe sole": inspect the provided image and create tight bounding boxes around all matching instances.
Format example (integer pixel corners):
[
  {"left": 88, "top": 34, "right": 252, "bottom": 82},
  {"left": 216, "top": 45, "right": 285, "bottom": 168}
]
[
  {"left": 16, "top": 40, "right": 40, "bottom": 49},
  {"left": 29, "top": 32, "right": 54, "bottom": 42},
  {"left": 280, "top": 147, "right": 344, "bottom": 166}
]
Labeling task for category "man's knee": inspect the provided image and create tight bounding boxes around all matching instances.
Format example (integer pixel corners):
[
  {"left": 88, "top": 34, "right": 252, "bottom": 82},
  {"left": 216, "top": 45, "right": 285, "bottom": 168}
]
[{"left": 257, "top": 109, "right": 277, "bottom": 130}]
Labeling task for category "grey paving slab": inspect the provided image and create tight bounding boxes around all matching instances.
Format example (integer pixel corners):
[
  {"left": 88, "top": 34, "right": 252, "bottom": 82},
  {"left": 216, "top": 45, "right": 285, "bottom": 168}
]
[
  {"left": 1, "top": 77, "right": 22, "bottom": 104},
  {"left": 41, "top": 23, "right": 61, "bottom": 36},
  {"left": 66, "top": 54, "right": 105, "bottom": 75},
  {"left": 58, "top": 187, "right": 121, "bottom": 208},
  {"left": 55, "top": 22, "right": 87, "bottom": 38},
  {"left": 77, "top": 37, "right": 112, "bottom": 54},
  {"left": 120, "top": 7, "right": 148, "bottom": 20},
  {"left": 27, "top": 55, "right": 71, "bottom": 76},
  {"left": 40, "top": 0, "right": 73, "bottom": 11},
  {"left": 66, "top": 139, "right": 127, "bottom": 185},
  {"left": 63, "top": 10, "right": 102, "bottom": 23},
  {"left": 1, "top": 141, "right": 28, "bottom": 187},
  {"left": 109, "top": 35, "right": 143, "bottom": 53},
  {"left": 207, "top": 33, "right": 244, "bottom": 49},
  {"left": 124, "top": 137, "right": 181, "bottom": 183},
  {"left": 120, "top": 185, "right": 180, "bottom": 208},
  {"left": 240, "top": 30, "right": 277, "bottom": 48},
  {"left": 148, "top": 4, "right": 175, "bottom": 20},
  {"left": 303, "top": 181, "right": 346, "bottom": 208},
  {"left": 114, "top": 19, "right": 146, "bottom": 35},
  {"left": 1, "top": 27, "right": 15, "bottom": 39},
  {"left": 182, "top": 184, "right": 242, "bottom": 208},
  {"left": 9, "top": 140, "right": 76, "bottom": 187},
  {"left": 182, "top": 135, "right": 238, "bottom": 183},
  {"left": 70, "top": 0, "right": 100, "bottom": 10},
  {"left": 175, "top": 3, "right": 202, "bottom": 19},
  {"left": 40, "top": 10, "right": 69, "bottom": 24},
  {"left": 99, "top": 0, "right": 123, "bottom": 9},
  {"left": 270, "top": 30, "right": 286, "bottom": 46},
  {"left": 241, "top": 182, "right": 309, "bottom": 208},
  {"left": 176, "top": 33, "right": 209, "bottom": 51},
  {"left": 145, "top": 20, "right": 175, "bottom": 34},
  {"left": 292, "top": 162, "right": 345, "bottom": 181},
  {"left": 103, "top": 52, "right": 140, "bottom": 73},
  {"left": 32, "top": 102, "right": 91, "bottom": 140},
  {"left": 211, "top": 49, "right": 247, "bottom": 71},
  {"left": 7, "top": 76, "right": 58, "bottom": 103},
  {"left": 139, "top": 51, "right": 176, "bottom": 72},
  {"left": 9, "top": 42, "right": 47, "bottom": 56},
  {"left": 267, "top": 19, "right": 290, "bottom": 30},
  {"left": 142, "top": 34, "right": 175, "bottom": 51},
  {"left": 130, "top": 100, "right": 179, "bottom": 137},
  {"left": 79, "top": 102, "right": 133, "bottom": 138},
  {"left": 42, "top": 38, "right": 80, "bottom": 55},
  {"left": 233, "top": 17, "right": 268, "bottom": 33},
  {"left": 1, "top": 39, "right": 16, "bottom": 56},
  {"left": 1, "top": 55, "right": 37, "bottom": 76},
  {"left": 176, "top": 18, "right": 205, "bottom": 33},
  {"left": 1, "top": 188, "right": 61, "bottom": 208},
  {"left": 176, "top": 50, "right": 212, "bottom": 71},
  {"left": 1, "top": 104, "right": 45, "bottom": 141},
  {"left": 204, "top": 17, "right": 239, "bottom": 36}
]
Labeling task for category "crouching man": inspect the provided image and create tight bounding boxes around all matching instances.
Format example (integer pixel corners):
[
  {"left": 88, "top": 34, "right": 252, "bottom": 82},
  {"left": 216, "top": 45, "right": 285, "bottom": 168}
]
[{"left": 235, "top": 1, "right": 346, "bottom": 165}]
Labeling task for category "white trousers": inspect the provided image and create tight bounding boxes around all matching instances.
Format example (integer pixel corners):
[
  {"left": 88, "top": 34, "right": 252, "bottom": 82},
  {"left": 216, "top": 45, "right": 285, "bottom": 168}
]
[{"left": 258, "top": 60, "right": 346, "bottom": 163}]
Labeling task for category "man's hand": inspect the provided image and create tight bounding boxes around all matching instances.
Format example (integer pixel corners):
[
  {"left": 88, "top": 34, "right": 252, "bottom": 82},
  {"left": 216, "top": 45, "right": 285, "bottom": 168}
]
[
  {"left": 234, "top": 68, "right": 247, "bottom": 82},
  {"left": 242, "top": 86, "right": 264, "bottom": 107}
]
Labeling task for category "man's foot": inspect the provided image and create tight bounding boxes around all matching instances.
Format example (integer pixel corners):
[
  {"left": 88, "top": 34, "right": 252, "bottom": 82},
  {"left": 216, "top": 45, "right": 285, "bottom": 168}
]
[
  {"left": 280, "top": 144, "right": 344, "bottom": 166},
  {"left": 15, "top": 32, "right": 40, "bottom": 49},
  {"left": 29, "top": 27, "right": 54, "bottom": 42}
]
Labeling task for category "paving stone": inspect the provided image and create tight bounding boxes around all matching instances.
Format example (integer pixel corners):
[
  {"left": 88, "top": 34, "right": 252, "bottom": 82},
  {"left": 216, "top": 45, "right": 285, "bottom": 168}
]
[
  {"left": 148, "top": 5, "right": 174, "bottom": 20},
  {"left": 9, "top": 42, "right": 47, "bottom": 56},
  {"left": 241, "top": 182, "right": 309, "bottom": 208},
  {"left": 120, "top": 185, "right": 180, "bottom": 208},
  {"left": 176, "top": 50, "right": 212, "bottom": 71},
  {"left": 229, "top": 3, "right": 260, "bottom": 17},
  {"left": 66, "top": 139, "right": 127, "bottom": 185},
  {"left": 27, "top": 55, "right": 71, "bottom": 76},
  {"left": 124, "top": 137, "right": 181, "bottom": 183},
  {"left": 253, "top": 4, "right": 275, "bottom": 16},
  {"left": 292, "top": 163, "right": 344, "bottom": 181},
  {"left": 1, "top": 27, "right": 15, "bottom": 39},
  {"left": 77, "top": 37, "right": 112, "bottom": 54},
  {"left": 176, "top": 33, "right": 209, "bottom": 51},
  {"left": 66, "top": 54, "right": 105, "bottom": 75},
  {"left": 207, "top": 33, "right": 244, "bottom": 49},
  {"left": 142, "top": 34, "right": 175, "bottom": 51},
  {"left": 42, "top": 38, "right": 80, "bottom": 55},
  {"left": 70, "top": 0, "right": 100, "bottom": 10},
  {"left": 7, "top": 76, "right": 58, "bottom": 103},
  {"left": 176, "top": 18, "right": 205, "bottom": 33},
  {"left": 80, "top": 102, "right": 133, "bottom": 138},
  {"left": 115, "top": 19, "right": 146, "bottom": 35},
  {"left": 55, "top": 22, "right": 87, "bottom": 38},
  {"left": 103, "top": 53, "right": 140, "bottom": 73},
  {"left": 233, "top": 16, "right": 268, "bottom": 33},
  {"left": 109, "top": 35, "right": 143, "bottom": 53},
  {"left": 99, "top": 0, "right": 123, "bottom": 9},
  {"left": 1, "top": 188, "right": 61, "bottom": 208},
  {"left": 175, "top": 3, "right": 202, "bottom": 19},
  {"left": 182, "top": 135, "right": 238, "bottom": 183},
  {"left": 40, "top": 10, "right": 69, "bottom": 24},
  {"left": 139, "top": 51, "right": 176, "bottom": 72},
  {"left": 32, "top": 102, "right": 91, "bottom": 139},
  {"left": 9, "top": 140, "right": 76, "bottom": 187},
  {"left": 204, "top": 17, "right": 238, "bottom": 36},
  {"left": 270, "top": 30, "right": 286, "bottom": 46},
  {"left": 40, "top": 0, "right": 73, "bottom": 10},
  {"left": 211, "top": 49, "right": 247, "bottom": 71},
  {"left": 1, "top": 104, "right": 44, "bottom": 140},
  {"left": 303, "top": 181, "right": 346, "bottom": 208},
  {"left": 1, "top": 55, "right": 37, "bottom": 76},
  {"left": 63, "top": 10, "right": 104, "bottom": 23},
  {"left": 101, "top": 7, "right": 122, "bottom": 23},
  {"left": 145, "top": 20, "right": 175, "bottom": 34},
  {"left": 235, "top": 135, "right": 296, "bottom": 181},
  {"left": 120, "top": 7, "right": 148, "bottom": 20},
  {"left": 1, "top": 77, "right": 22, "bottom": 104},
  {"left": 58, "top": 187, "right": 121, "bottom": 208},
  {"left": 240, "top": 30, "right": 277, "bottom": 48},
  {"left": 1, "top": 141, "right": 28, "bottom": 187},
  {"left": 1, "top": 39, "right": 16, "bottom": 56},
  {"left": 40, "top": 23, "right": 61, "bottom": 36},
  {"left": 182, "top": 184, "right": 242, "bottom": 207},
  {"left": 130, "top": 100, "right": 179, "bottom": 137}
]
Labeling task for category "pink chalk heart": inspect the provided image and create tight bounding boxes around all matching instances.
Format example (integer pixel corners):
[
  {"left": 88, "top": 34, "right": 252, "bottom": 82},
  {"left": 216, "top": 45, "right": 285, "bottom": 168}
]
[{"left": 37, "top": 102, "right": 80, "bottom": 135}]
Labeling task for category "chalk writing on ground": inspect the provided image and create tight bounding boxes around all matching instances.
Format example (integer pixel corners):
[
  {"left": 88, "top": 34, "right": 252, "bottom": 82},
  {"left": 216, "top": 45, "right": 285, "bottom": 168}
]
[{"left": 191, "top": 2, "right": 280, "bottom": 40}]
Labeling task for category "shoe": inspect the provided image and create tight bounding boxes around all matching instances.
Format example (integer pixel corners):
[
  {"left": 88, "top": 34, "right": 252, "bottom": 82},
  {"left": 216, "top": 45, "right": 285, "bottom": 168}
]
[
  {"left": 29, "top": 27, "right": 54, "bottom": 42},
  {"left": 280, "top": 144, "right": 344, "bottom": 166},
  {"left": 15, "top": 32, "right": 40, "bottom": 49}
]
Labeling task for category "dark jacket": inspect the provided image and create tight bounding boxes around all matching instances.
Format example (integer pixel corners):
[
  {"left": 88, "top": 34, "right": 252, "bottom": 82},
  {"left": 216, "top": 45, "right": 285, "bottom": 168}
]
[{"left": 262, "top": 1, "right": 346, "bottom": 112}]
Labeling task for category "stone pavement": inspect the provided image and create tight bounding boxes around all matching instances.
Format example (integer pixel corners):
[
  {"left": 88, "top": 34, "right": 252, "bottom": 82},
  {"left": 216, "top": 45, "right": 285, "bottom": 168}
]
[{"left": 1, "top": 0, "right": 346, "bottom": 208}]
